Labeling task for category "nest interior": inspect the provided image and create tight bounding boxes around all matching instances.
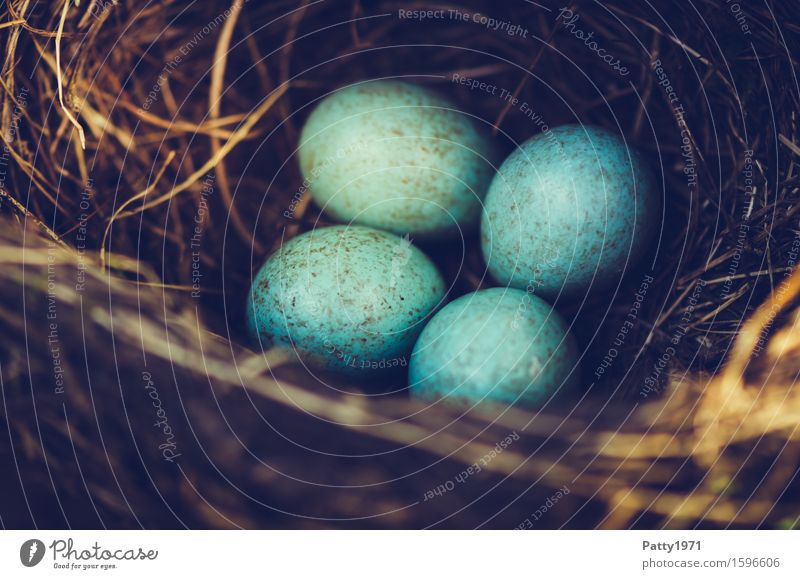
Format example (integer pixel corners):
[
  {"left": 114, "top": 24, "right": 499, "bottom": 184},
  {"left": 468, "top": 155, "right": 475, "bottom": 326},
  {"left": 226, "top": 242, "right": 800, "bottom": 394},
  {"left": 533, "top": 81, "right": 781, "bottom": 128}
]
[{"left": 1, "top": 0, "right": 800, "bottom": 529}]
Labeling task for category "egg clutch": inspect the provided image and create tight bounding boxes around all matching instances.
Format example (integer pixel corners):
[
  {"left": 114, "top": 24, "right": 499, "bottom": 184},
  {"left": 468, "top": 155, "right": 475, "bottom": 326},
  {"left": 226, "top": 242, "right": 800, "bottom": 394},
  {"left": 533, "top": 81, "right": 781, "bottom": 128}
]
[{"left": 247, "top": 79, "right": 659, "bottom": 408}]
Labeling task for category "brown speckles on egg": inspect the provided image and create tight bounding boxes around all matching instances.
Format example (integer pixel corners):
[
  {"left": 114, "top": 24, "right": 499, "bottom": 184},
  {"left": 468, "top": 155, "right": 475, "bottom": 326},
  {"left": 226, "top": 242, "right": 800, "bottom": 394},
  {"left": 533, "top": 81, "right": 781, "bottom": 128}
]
[
  {"left": 409, "top": 288, "right": 580, "bottom": 408},
  {"left": 246, "top": 225, "right": 446, "bottom": 376},
  {"left": 297, "top": 80, "right": 499, "bottom": 239},
  {"left": 481, "top": 124, "right": 659, "bottom": 298}
]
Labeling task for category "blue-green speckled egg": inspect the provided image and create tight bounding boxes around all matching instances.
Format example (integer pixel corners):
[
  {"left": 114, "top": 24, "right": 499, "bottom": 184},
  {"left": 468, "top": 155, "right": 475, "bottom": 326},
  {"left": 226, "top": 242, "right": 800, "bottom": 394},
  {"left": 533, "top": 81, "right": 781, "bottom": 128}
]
[
  {"left": 409, "top": 288, "right": 580, "bottom": 407},
  {"left": 481, "top": 124, "right": 659, "bottom": 299},
  {"left": 298, "top": 80, "right": 497, "bottom": 239},
  {"left": 247, "top": 225, "right": 446, "bottom": 375}
]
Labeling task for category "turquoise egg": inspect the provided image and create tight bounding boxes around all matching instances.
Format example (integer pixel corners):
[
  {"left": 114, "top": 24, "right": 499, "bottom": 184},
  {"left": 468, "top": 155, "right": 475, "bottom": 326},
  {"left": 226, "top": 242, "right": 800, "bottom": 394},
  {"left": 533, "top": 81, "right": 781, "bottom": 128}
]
[
  {"left": 481, "top": 124, "right": 659, "bottom": 299},
  {"left": 298, "top": 80, "right": 497, "bottom": 239},
  {"left": 247, "top": 225, "right": 446, "bottom": 375},
  {"left": 408, "top": 288, "right": 580, "bottom": 407}
]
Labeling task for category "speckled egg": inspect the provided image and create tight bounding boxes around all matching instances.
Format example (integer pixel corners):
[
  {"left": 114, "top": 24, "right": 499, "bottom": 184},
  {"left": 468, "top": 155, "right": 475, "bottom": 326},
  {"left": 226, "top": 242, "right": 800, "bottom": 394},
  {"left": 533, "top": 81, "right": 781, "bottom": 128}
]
[
  {"left": 408, "top": 288, "right": 580, "bottom": 407},
  {"left": 481, "top": 124, "right": 659, "bottom": 299},
  {"left": 298, "top": 80, "right": 497, "bottom": 239},
  {"left": 247, "top": 225, "right": 446, "bottom": 375}
]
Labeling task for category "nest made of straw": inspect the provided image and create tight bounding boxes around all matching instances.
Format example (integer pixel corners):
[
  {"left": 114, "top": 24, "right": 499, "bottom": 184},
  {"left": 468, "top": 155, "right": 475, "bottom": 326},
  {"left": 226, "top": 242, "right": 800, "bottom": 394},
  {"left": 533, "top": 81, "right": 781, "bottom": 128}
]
[{"left": 1, "top": 0, "right": 800, "bottom": 529}]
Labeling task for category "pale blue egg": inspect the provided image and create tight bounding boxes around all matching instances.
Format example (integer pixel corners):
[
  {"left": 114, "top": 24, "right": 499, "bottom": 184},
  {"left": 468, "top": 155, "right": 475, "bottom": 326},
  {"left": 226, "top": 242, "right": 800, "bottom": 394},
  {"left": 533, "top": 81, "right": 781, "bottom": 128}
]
[
  {"left": 298, "top": 80, "right": 497, "bottom": 239},
  {"left": 247, "top": 225, "right": 446, "bottom": 375},
  {"left": 481, "top": 124, "right": 659, "bottom": 299},
  {"left": 409, "top": 288, "right": 580, "bottom": 407}
]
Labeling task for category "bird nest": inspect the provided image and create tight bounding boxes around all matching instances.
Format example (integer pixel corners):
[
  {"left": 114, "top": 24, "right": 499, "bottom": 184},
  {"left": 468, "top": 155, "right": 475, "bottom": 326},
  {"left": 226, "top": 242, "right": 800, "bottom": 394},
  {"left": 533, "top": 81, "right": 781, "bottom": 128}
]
[{"left": 1, "top": 0, "right": 799, "bottom": 528}]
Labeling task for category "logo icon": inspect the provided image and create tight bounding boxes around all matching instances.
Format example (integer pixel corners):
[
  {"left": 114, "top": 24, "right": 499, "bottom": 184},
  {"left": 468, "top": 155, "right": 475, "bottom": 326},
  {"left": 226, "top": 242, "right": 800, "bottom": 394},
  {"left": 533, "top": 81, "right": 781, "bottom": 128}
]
[{"left": 20, "top": 539, "right": 46, "bottom": 567}]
